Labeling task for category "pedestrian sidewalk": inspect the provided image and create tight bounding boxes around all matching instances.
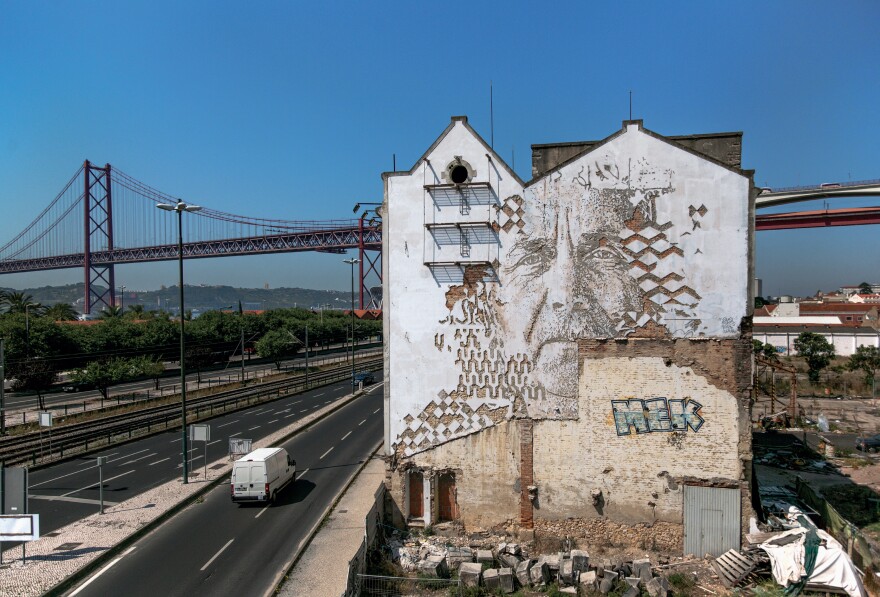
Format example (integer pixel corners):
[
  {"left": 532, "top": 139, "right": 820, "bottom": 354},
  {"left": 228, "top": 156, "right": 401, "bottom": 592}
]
[{"left": 279, "top": 453, "right": 385, "bottom": 597}]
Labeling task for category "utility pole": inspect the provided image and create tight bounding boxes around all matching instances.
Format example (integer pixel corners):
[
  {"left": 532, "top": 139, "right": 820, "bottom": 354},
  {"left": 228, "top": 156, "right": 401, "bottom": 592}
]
[
  {"left": 0, "top": 338, "right": 5, "bottom": 436},
  {"left": 305, "top": 324, "right": 309, "bottom": 389}
]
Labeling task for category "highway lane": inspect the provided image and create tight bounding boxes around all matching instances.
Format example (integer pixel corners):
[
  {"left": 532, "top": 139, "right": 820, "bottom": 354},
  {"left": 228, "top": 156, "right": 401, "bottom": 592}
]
[
  {"left": 68, "top": 386, "right": 384, "bottom": 597},
  {"left": 22, "top": 372, "right": 382, "bottom": 536}
]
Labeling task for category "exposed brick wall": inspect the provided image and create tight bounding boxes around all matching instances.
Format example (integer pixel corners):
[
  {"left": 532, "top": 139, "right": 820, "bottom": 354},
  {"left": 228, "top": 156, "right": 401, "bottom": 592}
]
[{"left": 519, "top": 419, "right": 534, "bottom": 529}]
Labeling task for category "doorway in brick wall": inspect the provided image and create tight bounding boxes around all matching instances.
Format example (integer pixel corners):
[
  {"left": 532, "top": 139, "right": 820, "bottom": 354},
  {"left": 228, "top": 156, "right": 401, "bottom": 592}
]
[
  {"left": 437, "top": 472, "right": 458, "bottom": 522},
  {"left": 408, "top": 471, "right": 424, "bottom": 519}
]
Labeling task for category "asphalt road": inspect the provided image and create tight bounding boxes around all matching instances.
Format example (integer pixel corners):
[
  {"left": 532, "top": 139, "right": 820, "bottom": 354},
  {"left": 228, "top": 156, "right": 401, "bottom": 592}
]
[
  {"left": 67, "top": 385, "right": 383, "bottom": 597},
  {"left": 22, "top": 372, "right": 382, "bottom": 536}
]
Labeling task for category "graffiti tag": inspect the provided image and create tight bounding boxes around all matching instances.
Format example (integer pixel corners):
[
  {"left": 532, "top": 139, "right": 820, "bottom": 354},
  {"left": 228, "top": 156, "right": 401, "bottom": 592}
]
[{"left": 611, "top": 398, "right": 704, "bottom": 436}]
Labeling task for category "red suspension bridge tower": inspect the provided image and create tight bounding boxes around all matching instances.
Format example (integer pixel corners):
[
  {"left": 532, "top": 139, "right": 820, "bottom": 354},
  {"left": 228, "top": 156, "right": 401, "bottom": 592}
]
[{"left": 83, "top": 160, "right": 116, "bottom": 314}]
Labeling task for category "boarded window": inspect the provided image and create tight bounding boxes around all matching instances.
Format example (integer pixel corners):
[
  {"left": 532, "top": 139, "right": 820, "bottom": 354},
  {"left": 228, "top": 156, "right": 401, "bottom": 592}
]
[
  {"left": 409, "top": 471, "right": 424, "bottom": 518},
  {"left": 437, "top": 472, "right": 458, "bottom": 522}
]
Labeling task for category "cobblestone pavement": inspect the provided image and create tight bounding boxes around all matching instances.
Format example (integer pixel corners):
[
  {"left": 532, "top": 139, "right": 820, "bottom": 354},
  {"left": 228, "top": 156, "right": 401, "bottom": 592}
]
[{"left": 0, "top": 389, "right": 364, "bottom": 597}]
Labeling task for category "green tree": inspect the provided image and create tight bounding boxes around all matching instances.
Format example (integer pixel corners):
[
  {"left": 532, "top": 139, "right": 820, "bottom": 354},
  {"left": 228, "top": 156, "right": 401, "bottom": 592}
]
[
  {"left": 10, "top": 357, "right": 56, "bottom": 410},
  {"left": 42, "top": 302, "right": 80, "bottom": 321},
  {"left": 858, "top": 282, "right": 873, "bottom": 294},
  {"left": 126, "top": 304, "right": 145, "bottom": 319},
  {"left": 256, "top": 329, "right": 300, "bottom": 370},
  {"left": 71, "top": 356, "right": 153, "bottom": 405},
  {"left": 753, "top": 340, "right": 779, "bottom": 361},
  {"left": 1, "top": 291, "right": 44, "bottom": 315},
  {"left": 794, "top": 332, "right": 836, "bottom": 384},
  {"left": 847, "top": 345, "right": 880, "bottom": 394},
  {"left": 99, "top": 305, "right": 123, "bottom": 319}
]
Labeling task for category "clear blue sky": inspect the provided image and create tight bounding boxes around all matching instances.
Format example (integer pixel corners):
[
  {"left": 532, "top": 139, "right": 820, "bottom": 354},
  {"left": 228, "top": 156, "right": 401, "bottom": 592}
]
[{"left": 1, "top": 1, "right": 878, "bottom": 297}]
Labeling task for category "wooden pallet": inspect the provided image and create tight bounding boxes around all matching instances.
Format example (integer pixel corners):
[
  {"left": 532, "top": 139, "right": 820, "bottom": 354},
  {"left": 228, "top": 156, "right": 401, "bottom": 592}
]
[{"left": 711, "top": 549, "right": 756, "bottom": 588}]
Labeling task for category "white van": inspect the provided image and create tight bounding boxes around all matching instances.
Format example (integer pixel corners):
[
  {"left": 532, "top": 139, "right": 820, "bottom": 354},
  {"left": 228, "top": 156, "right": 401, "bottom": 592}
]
[{"left": 231, "top": 447, "right": 296, "bottom": 504}]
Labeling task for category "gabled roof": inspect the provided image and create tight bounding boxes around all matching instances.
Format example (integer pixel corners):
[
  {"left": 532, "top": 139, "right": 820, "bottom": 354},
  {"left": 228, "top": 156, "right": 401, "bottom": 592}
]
[
  {"left": 527, "top": 120, "right": 751, "bottom": 185},
  {"left": 381, "top": 116, "right": 526, "bottom": 187}
]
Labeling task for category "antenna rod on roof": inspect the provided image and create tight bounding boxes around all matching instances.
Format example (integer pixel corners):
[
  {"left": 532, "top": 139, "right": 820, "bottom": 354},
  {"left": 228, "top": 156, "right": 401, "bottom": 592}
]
[
  {"left": 393, "top": 153, "right": 396, "bottom": 172},
  {"left": 490, "top": 80, "right": 494, "bottom": 149},
  {"left": 629, "top": 90, "right": 632, "bottom": 120}
]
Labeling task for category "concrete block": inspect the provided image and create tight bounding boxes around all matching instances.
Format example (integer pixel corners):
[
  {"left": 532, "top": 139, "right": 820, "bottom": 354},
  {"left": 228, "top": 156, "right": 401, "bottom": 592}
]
[
  {"left": 418, "top": 554, "right": 449, "bottom": 578},
  {"left": 625, "top": 576, "right": 641, "bottom": 589},
  {"left": 603, "top": 569, "right": 618, "bottom": 581},
  {"left": 529, "top": 561, "right": 550, "bottom": 586},
  {"left": 445, "top": 547, "right": 474, "bottom": 570},
  {"left": 458, "top": 562, "right": 482, "bottom": 588},
  {"left": 560, "top": 588, "right": 577, "bottom": 595},
  {"left": 504, "top": 543, "right": 522, "bottom": 556},
  {"left": 599, "top": 576, "right": 615, "bottom": 594},
  {"left": 476, "top": 549, "right": 494, "bottom": 564},
  {"left": 646, "top": 576, "right": 669, "bottom": 597},
  {"left": 515, "top": 559, "right": 534, "bottom": 586},
  {"left": 571, "top": 549, "right": 590, "bottom": 573},
  {"left": 580, "top": 570, "right": 598, "bottom": 590},
  {"left": 633, "top": 557, "right": 653, "bottom": 582},
  {"left": 559, "top": 559, "right": 577, "bottom": 585},
  {"left": 499, "top": 552, "right": 521, "bottom": 569},
  {"left": 543, "top": 553, "right": 560, "bottom": 571},
  {"left": 497, "top": 567, "right": 515, "bottom": 593},
  {"left": 484, "top": 568, "right": 501, "bottom": 591},
  {"left": 623, "top": 587, "right": 639, "bottom": 597}
]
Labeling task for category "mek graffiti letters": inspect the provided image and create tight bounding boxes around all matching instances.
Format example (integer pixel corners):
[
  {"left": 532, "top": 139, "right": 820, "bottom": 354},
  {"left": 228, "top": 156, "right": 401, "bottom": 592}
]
[{"left": 612, "top": 398, "right": 704, "bottom": 436}]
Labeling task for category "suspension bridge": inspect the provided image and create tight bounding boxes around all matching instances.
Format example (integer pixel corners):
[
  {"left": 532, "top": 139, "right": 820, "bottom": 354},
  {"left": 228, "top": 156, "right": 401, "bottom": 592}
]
[
  {"left": 0, "top": 161, "right": 381, "bottom": 314},
  {"left": 1, "top": 162, "right": 878, "bottom": 315}
]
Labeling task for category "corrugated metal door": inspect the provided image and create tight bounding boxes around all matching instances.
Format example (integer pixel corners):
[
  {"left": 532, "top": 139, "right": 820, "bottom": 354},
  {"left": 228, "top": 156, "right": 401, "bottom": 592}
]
[{"left": 683, "top": 486, "right": 740, "bottom": 557}]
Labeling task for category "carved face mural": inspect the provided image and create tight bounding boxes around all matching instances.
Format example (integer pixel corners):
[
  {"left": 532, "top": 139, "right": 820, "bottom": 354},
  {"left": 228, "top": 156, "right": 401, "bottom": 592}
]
[{"left": 496, "top": 159, "right": 696, "bottom": 412}]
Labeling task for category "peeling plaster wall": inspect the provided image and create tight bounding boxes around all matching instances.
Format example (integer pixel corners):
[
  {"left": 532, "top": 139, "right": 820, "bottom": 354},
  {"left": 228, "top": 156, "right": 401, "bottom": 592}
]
[{"left": 383, "top": 117, "right": 753, "bottom": 530}]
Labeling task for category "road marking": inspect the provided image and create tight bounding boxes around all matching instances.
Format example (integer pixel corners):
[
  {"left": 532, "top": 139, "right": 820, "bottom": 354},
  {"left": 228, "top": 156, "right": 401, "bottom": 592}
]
[
  {"left": 148, "top": 457, "right": 171, "bottom": 466},
  {"left": 359, "top": 419, "right": 366, "bottom": 426},
  {"left": 29, "top": 494, "right": 119, "bottom": 506},
  {"left": 200, "top": 539, "right": 234, "bottom": 571},
  {"left": 292, "top": 400, "right": 302, "bottom": 405},
  {"left": 107, "top": 448, "right": 150, "bottom": 464},
  {"left": 319, "top": 447, "right": 333, "bottom": 460},
  {"left": 373, "top": 408, "right": 381, "bottom": 414},
  {"left": 30, "top": 448, "right": 145, "bottom": 487},
  {"left": 267, "top": 419, "right": 279, "bottom": 424},
  {"left": 314, "top": 393, "right": 325, "bottom": 397},
  {"left": 299, "top": 409, "right": 308, "bottom": 413},
  {"left": 277, "top": 408, "right": 291, "bottom": 413},
  {"left": 120, "top": 452, "right": 158, "bottom": 466},
  {"left": 248, "top": 425, "right": 260, "bottom": 431},
  {"left": 61, "top": 470, "right": 135, "bottom": 497},
  {"left": 255, "top": 504, "right": 271, "bottom": 519},
  {"left": 296, "top": 468, "right": 310, "bottom": 480},
  {"left": 207, "top": 439, "right": 222, "bottom": 446},
  {"left": 229, "top": 432, "right": 242, "bottom": 437},
  {"left": 170, "top": 438, "right": 182, "bottom": 443},
  {"left": 79, "top": 452, "right": 117, "bottom": 466},
  {"left": 325, "top": 400, "right": 331, "bottom": 404},
  {"left": 70, "top": 545, "right": 137, "bottom": 596},
  {"left": 284, "top": 413, "right": 296, "bottom": 418},
  {"left": 341, "top": 431, "right": 352, "bottom": 441},
  {"left": 216, "top": 420, "right": 239, "bottom": 428}
]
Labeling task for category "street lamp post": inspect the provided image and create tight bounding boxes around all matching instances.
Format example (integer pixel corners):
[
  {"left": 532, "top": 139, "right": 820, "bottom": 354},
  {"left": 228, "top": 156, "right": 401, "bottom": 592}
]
[
  {"left": 157, "top": 200, "right": 202, "bottom": 484},
  {"left": 343, "top": 258, "right": 360, "bottom": 389}
]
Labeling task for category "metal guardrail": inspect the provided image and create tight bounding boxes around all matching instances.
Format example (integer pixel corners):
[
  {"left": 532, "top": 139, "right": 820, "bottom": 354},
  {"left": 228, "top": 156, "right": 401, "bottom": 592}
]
[
  {"left": 762, "top": 179, "right": 880, "bottom": 193},
  {"left": 0, "top": 358, "right": 382, "bottom": 467}
]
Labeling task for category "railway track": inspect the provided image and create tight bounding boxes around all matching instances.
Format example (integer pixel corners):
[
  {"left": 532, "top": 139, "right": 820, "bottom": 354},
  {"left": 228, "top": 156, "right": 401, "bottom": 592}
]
[{"left": 0, "top": 358, "right": 382, "bottom": 467}]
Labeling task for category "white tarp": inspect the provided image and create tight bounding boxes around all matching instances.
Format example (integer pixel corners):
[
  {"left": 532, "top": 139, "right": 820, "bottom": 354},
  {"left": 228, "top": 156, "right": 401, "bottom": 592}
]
[{"left": 759, "top": 527, "right": 866, "bottom": 597}]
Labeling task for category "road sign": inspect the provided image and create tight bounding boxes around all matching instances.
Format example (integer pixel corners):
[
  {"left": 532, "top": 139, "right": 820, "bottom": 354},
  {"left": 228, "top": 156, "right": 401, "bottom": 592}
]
[
  {"left": 189, "top": 424, "right": 210, "bottom": 442},
  {"left": 0, "top": 514, "right": 39, "bottom": 541},
  {"left": 229, "top": 438, "right": 252, "bottom": 460},
  {"left": 39, "top": 411, "right": 52, "bottom": 427},
  {"left": 1, "top": 466, "right": 27, "bottom": 515}
]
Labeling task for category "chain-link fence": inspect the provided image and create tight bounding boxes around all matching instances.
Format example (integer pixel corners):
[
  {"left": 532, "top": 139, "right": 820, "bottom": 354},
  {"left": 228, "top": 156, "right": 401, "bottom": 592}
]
[{"left": 357, "top": 574, "right": 461, "bottom": 596}]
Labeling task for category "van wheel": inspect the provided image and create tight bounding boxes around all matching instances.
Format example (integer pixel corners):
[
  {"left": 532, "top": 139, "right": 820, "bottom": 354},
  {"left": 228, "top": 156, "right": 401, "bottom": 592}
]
[{"left": 270, "top": 491, "right": 276, "bottom": 504}]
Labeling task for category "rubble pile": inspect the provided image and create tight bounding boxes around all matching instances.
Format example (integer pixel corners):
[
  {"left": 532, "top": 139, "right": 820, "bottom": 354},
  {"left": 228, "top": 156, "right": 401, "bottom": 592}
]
[
  {"left": 535, "top": 518, "right": 684, "bottom": 552},
  {"left": 386, "top": 533, "right": 684, "bottom": 594}
]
